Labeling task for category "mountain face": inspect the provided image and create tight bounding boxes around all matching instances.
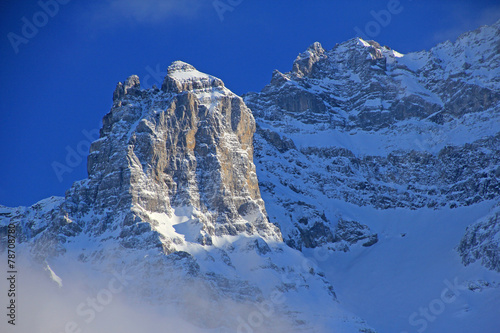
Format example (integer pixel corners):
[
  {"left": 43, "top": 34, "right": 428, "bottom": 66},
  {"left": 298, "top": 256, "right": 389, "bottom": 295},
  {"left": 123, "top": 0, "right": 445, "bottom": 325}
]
[
  {"left": 77, "top": 60, "right": 281, "bottom": 249},
  {"left": 1, "top": 21, "right": 500, "bottom": 333},
  {"left": 244, "top": 21, "right": 500, "bottom": 251}
]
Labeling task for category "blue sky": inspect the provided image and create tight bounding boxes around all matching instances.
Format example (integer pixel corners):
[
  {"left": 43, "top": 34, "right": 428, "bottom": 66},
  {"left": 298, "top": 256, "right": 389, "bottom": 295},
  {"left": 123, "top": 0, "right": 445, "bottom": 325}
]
[{"left": 1, "top": 0, "right": 499, "bottom": 207}]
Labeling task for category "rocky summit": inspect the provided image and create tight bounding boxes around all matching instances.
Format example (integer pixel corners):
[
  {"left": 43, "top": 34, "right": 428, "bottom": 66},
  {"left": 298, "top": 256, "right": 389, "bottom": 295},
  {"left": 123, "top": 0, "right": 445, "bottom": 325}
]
[{"left": 1, "top": 20, "right": 500, "bottom": 333}]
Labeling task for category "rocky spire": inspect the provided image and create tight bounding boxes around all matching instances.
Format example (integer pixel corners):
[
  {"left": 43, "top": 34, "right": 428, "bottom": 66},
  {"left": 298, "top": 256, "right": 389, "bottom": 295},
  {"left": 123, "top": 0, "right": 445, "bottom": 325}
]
[
  {"left": 292, "top": 41, "right": 326, "bottom": 77},
  {"left": 113, "top": 75, "right": 141, "bottom": 101}
]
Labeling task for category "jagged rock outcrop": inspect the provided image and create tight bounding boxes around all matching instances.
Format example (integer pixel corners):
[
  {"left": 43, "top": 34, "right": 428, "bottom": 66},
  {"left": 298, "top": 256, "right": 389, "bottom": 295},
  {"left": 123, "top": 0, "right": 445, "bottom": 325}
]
[
  {"left": 292, "top": 41, "right": 326, "bottom": 77},
  {"left": 246, "top": 21, "right": 499, "bottom": 130}
]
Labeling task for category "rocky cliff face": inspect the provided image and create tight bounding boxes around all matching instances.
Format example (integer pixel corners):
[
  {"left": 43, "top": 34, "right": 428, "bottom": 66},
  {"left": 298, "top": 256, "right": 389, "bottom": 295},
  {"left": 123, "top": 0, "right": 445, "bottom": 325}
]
[
  {"left": 458, "top": 201, "right": 500, "bottom": 272},
  {"left": 247, "top": 22, "right": 499, "bottom": 130},
  {"left": 56, "top": 61, "right": 281, "bottom": 251},
  {"left": 2, "top": 61, "right": 284, "bottom": 256},
  {"left": 244, "top": 20, "right": 500, "bottom": 251}
]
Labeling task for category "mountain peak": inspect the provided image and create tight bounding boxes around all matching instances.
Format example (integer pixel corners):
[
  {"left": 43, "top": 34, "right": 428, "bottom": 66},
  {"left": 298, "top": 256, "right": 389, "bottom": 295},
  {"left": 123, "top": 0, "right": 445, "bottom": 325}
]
[
  {"left": 306, "top": 41, "right": 325, "bottom": 53},
  {"left": 292, "top": 41, "right": 326, "bottom": 77},
  {"left": 162, "top": 60, "right": 225, "bottom": 93},
  {"left": 84, "top": 59, "right": 283, "bottom": 248},
  {"left": 112, "top": 74, "right": 141, "bottom": 101},
  {"left": 168, "top": 60, "right": 196, "bottom": 73}
]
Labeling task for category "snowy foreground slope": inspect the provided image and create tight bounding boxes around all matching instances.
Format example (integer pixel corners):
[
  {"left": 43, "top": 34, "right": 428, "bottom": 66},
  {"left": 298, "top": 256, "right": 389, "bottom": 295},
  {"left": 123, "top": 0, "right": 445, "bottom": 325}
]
[{"left": 2, "top": 21, "right": 500, "bottom": 333}]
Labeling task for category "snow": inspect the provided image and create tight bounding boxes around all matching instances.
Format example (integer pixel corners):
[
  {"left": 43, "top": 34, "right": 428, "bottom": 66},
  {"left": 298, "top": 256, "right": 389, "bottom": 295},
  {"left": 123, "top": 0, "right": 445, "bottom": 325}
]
[
  {"left": 170, "top": 67, "right": 213, "bottom": 82},
  {"left": 30, "top": 195, "right": 64, "bottom": 211},
  {"left": 349, "top": 72, "right": 361, "bottom": 83},
  {"left": 393, "top": 70, "right": 444, "bottom": 105},
  {"left": 397, "top": 51, "right": 430, "bottom": 72},
  {"left": 305, "top": 199, "right": 500, "bottom": 333},
  {"left": 45, "top": 262, "right": 63, "bottom": 288},
  {"left": 149, "top": 207, "right": 203, "bottom": 244},
  {"left": 357, "top": 38, "right": 371, "bottom": 48},
  {"left": 257, "top": 104, "right": 499, "bottom": 156}
]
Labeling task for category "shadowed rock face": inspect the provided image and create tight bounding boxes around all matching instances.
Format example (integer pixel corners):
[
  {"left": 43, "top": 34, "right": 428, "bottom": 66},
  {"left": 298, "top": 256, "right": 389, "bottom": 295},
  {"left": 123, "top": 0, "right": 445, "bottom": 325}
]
[
  {"left": 245, "top": 21, "right": 500, "bottom": 251},
  {"left": 458, "top": 202, "right": 500, "bottom": 272}
]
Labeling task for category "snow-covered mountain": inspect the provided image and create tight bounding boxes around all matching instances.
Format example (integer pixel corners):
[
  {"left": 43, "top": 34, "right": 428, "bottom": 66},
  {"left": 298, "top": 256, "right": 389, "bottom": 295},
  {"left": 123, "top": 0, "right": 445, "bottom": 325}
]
[
  {"left": 1, "top": 20, "right": 500, "bottom": 333},
  {"left": 244, "top": 20, "right": 500, "bottom": 253}
]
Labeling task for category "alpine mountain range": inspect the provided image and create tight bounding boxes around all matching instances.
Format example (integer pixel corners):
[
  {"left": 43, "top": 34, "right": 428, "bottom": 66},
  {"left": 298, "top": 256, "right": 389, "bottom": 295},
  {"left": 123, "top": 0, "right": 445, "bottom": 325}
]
[{"left": 1, "top": 19, "right": 500, "bottom": 333}]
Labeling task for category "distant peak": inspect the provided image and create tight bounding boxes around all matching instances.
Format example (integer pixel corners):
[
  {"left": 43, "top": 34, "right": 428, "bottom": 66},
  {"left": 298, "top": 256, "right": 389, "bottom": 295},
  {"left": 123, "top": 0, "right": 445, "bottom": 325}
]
[
  {"left": 113, "top": 75, "right": 141, "bottom": 101},
  {"left": 292, "top": 41, "right": 326, "bottom": 77},
  {"left": 306, "top": 41, "right": 325, "bottom": 54},
  {"left": 340, "top": 37, "right": 403, "bottom": 59},
  {"left": 346, "top": 37, "right": 381, "bottom": 51},
  {"left": 356, "top": 37, "right": 368, "bottom": 45},
  {"left": 125, "top": 75, "right": 140, "bottom": 89}
]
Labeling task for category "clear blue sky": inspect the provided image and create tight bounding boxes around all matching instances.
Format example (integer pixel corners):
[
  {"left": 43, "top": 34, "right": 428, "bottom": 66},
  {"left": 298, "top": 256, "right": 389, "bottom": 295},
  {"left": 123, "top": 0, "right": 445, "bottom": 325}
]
[{"left": 1, "top": 0, "right": 499, "bottom": 207}]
